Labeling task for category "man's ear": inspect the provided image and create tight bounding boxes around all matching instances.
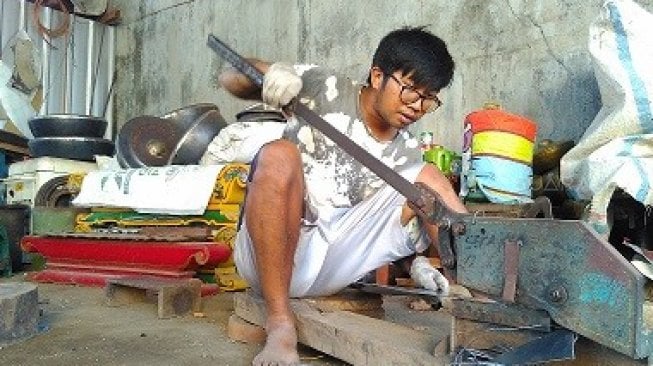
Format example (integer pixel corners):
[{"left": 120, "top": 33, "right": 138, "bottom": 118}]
[{"left": 369, "top": 66, "right": 384, "bottom": 90}]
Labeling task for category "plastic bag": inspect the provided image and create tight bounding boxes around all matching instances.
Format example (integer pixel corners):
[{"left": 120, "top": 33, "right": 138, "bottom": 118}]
[{"left": 560, "top": 0, "right": 653, "bottom": 235}]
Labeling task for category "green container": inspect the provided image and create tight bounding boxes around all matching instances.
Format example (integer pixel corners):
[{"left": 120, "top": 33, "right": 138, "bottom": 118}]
[{"left": 423, "top": 146, "right": 459, "bottom": 176}]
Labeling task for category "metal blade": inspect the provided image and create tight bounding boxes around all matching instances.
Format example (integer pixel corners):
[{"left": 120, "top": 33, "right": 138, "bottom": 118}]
[
  {"left": 352, "top": 282, "right": 444, "bottom": 299},
  {"left": 494, "top": 329, "right": 577, "bottom": 365}
]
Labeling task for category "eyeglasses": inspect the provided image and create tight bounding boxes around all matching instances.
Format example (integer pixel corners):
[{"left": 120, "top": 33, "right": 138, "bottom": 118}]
[{"left": 386, "top": 73, "right": 442, "bottom": 113}]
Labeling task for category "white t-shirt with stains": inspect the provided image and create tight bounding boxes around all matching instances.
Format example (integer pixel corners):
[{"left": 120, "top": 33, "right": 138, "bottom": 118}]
[{"left": 283, "top": 65, "right": 423, "bottom": 222}]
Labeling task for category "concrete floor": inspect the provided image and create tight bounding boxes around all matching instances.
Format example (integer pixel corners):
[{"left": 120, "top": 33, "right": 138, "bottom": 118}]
[
  {"left": 0, "top": 274, "right": 450, "bottom": 366},
  {"left": 0, "top": 274, "right": 347, "bottom": 366}
]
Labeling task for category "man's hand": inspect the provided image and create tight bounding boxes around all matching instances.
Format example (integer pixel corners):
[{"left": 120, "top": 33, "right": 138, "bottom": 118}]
[
  {"left": 262, "top": 63, "right": 302, "bottom": 108},
  {"left": 410, "top": 256, "right": 449, "bottom": 296}
]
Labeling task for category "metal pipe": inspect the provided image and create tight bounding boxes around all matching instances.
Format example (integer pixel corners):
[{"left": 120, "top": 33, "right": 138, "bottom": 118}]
[
  {"left": 64, "top": 15, "right": 74, "bottom": 113},
  {"left": 19, "top": 0, "right": 25, "bottom": 31},
  {"left": 105, "top": 25, "right": 115, "bottom": 139},
  {"left": 41, "top": 6, "right": 52, "bottom": 115},
  {"left": 0, "top": 1, "right": 4, "bottom": 52},
  {"left": 89, "top": 24, "right": 105, "bottom": 116},
  {"left": 85, "top": 19, "right": 95, "bottom": 115}
]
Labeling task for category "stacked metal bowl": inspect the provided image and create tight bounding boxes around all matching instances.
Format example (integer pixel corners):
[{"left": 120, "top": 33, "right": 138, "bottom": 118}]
[
  {"left": 27, "top": 115, "right": 115, "bottom": 161},
  {"left": 116, "top": 103, "right": 227, "bottom": 168}
]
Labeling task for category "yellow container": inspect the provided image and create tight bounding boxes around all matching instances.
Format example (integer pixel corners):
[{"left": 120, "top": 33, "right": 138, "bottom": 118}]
[{"left": 472, "top": 130, "right": 534, "bottom": 165}]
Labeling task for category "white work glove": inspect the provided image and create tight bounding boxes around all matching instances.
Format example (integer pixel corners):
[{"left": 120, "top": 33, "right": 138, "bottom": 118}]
[
  {"left": 410, "top": 256, "right": 450, "bottom": 296},
  {"left": 262, "top": 63, "right": 303, "bottom": 108}
]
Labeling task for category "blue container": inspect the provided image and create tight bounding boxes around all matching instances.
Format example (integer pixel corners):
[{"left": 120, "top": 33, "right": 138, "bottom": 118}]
[{"left": 473, "top": 155, "right": 533, "bottom": 204}]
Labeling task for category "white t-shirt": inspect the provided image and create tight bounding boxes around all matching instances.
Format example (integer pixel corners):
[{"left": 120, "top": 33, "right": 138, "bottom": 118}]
[{"left": 283, "top": 65, "right": 422, "bottom": 221}]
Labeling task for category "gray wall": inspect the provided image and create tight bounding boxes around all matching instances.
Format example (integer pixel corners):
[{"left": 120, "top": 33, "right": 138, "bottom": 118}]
[{"left": 111, "top": 0, "right": 653, "bottom": 151}]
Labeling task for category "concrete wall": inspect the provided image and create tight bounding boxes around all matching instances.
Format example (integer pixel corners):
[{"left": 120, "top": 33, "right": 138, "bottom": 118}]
[{"left": 111, "top": 0, "right": 653, "bottom": 151}]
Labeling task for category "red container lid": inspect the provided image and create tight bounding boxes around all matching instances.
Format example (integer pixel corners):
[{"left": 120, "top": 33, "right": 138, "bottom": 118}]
[{"left": 465, "top": 109, "right": 537, "bottom": 142}]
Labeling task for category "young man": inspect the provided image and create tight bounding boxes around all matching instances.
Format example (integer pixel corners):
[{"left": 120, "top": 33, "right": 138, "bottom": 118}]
[{"left": 219, "top": 26, "right": 467, "bottom": 366}]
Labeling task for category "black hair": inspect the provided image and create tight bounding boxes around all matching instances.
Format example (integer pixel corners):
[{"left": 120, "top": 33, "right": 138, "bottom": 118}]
[{"left": 367, "top": 26, "right": 454, "bottom": 92}]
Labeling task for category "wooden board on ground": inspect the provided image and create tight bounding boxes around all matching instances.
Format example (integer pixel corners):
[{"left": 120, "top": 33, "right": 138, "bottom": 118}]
[
  {"left": 227, "top": 314, "right": 266, "bottom": 344},
  {"left": 233, "top": 290, "right": 449, "bottom": 366},
  {"left": 105, "top": 276, "right": 201, "bottom": 319}
]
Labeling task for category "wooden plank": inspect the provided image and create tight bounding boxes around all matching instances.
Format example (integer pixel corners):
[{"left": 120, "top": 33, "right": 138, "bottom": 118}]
[
  {"left": 227, "top": 314, "right": 266, "bottom": 344},
  {"left": 0, "top": 141, "right": 29, "bottom": 155},
  {"left": 375, "top": 264, "right": 390, "bottom": 285},
  {"left": 105, "top": 276, "right": 201, "bottom": 319},
  {"left": 157, "top": 280, "right": 201, "bottom": 318},
  {"left": 234, "top": 291, "right": 448, "bottom": 366},
  {"left": 301, "top": 288, "right": 383, "bottom": 318},
  {"left": 105, "top": 284, "right": 150, "bottom": 306},
  {"left": 0, "top": 128, "right": 29, "bottom": 157}
]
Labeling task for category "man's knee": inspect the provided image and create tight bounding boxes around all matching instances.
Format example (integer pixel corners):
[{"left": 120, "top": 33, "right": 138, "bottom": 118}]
[{"left": 252, "top": 140, "right": 302, "bottom": 183}]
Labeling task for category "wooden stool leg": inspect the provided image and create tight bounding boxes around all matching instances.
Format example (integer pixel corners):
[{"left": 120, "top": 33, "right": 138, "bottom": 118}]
[{"left": 375, "top": 264, "right": 390, "bottom": 285}]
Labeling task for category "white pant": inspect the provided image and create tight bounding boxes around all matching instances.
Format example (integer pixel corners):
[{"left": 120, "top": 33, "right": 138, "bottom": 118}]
[{"left": 234, "top": 164, "right": 429, "bottom": 297}]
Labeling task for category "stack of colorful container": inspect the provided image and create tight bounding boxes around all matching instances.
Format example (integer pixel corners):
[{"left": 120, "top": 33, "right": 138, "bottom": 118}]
[{"left": 462, "top": 108, "right": 538, "bottom": 204}]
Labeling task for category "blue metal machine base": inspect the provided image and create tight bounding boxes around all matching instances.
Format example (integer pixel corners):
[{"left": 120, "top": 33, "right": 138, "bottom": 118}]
[{"left": 455, "top": 216, "right": 651, "bottom": 360}]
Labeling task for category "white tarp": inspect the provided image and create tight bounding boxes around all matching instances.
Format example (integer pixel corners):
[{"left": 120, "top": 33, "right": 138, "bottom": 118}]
[
  {"left": 560, "top": 0, "right": 653, "bottom": 236},
  {"left": 200, "top": 121, "right": 285, "bottom": 165},
  {"left": 72, "top": 164, "right": 223, "bottom": 215}
]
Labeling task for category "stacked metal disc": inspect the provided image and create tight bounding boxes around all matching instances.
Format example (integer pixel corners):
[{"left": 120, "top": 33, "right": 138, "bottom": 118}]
[
  {"left": 27, "top": 115, "right": 115, "bottom": 161},
  {"left": 116, "top": 103, "right": 227, "bottom": 168}
]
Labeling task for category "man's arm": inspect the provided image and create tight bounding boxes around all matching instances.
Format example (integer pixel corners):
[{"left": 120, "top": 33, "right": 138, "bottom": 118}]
[
  {"left": 218, "top": 58, "right": 271, "bottom": 100},
  {"left": 218, "top": 59, "right": 303, "bottom": 111}
]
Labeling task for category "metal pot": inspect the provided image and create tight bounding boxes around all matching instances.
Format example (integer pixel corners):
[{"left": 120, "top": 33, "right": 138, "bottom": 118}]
[
  {"left": 533, "top": 140, "right": 575, "bottom": 175},
  {"left": 161, "top": 103, "right": 220, "bottom": 130},
  {"left": 28, "top": 114, "right": 108, "bottom": 138},
  {"left": 236, "top": 103, "right": 286, "bottom": 122},
  {"left": 115, "top": 138, "right": 132, "bottom": 169},
  {"left": 168, "top": 109, "right": 227, "bottom": 165},
  {"left": 28, "top": 137, "right": 115, "bottom": 161},
  {"left": 117, "top": 116, "right": 183, "bottom": 167}
]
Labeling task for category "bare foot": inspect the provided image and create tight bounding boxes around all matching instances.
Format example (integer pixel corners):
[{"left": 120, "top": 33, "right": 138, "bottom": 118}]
[{"left": 253, "top": 316, "right": 299, "bottom": 366}]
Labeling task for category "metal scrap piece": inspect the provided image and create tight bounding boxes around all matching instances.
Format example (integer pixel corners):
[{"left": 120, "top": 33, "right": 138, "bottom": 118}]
[{"left": 493, "top": 329, "right": 577, "bottom": 365}]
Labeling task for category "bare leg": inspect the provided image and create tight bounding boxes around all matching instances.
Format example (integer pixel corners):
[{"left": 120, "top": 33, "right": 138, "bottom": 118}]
[{"left": 245, "top": 140, "right": 304, "bottom": 366}]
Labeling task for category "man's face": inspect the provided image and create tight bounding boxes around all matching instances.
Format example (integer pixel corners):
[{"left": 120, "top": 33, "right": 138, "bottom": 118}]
[{"left": 369, "top": 67, "right": 441, "bottom": 130}]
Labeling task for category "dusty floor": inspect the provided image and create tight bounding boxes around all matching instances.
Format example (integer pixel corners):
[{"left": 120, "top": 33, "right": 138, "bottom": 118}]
[
  {"left": 0, "top": 274, "right": 346, "bottom": 366},
  {"left": 0, "top": 273, "right": 449, "bottom": 366}
]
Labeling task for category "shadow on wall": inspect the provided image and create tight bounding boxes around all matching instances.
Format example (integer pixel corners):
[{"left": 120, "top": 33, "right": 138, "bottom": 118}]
[{"left": 534, "top": 54, "right": 601, "bottom": 143}]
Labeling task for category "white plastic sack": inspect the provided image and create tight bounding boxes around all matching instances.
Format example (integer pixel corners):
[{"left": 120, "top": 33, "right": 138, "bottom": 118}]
[
  {"left": 199, "top": 121, "right": 285, "bottom": 165},
  {"left": 560, "top": 0, "right": 653, "bottom": 236},
  {"left": 0, "top": 60, "right": 36, "bottom": 138},
  {"left": 72, "top": 165, "right": 223, "bottom": 215},
  {"left": 94, "top": 155, "right": 122, "bottom": 171}
]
